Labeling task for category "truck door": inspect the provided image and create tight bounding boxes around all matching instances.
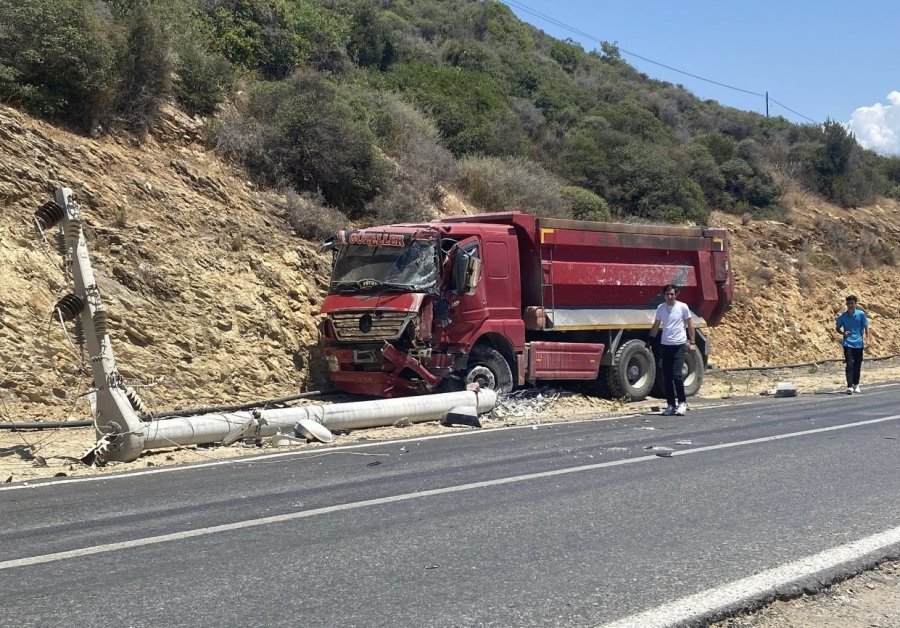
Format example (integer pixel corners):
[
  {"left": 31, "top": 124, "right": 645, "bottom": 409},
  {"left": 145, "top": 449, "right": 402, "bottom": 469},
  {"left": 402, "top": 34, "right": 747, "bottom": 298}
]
[{"left": 442, "top": 237, "right": 488, "bottom": 339}]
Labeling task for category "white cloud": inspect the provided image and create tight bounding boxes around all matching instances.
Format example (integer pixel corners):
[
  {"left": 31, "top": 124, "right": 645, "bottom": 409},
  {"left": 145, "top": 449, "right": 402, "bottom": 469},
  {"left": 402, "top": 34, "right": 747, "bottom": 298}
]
[{"left": 846, "top": 91, "right": 900, "bottom": 156}]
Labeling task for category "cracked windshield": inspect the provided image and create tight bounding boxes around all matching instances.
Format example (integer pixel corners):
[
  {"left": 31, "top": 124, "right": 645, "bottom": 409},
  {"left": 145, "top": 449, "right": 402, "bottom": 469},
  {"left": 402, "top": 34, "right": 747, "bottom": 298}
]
[{"left": 330, "top": 239, "right": 438, "bottom": 293}]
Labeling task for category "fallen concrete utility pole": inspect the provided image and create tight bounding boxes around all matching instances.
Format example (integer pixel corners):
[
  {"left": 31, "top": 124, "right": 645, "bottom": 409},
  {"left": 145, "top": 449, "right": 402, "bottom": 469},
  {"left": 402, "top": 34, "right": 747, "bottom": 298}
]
[
  {"left": 142, "top": 388, "right": 498, "bottom": 451},
  {"left": 37, "top": 187, "right": 498, "bottom": 465}
]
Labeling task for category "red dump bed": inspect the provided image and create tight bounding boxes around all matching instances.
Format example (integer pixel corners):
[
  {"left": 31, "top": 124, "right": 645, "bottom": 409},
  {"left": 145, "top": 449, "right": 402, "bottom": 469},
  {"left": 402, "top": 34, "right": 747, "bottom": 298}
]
[{"left": 442, "top": 212, "right": 733, "bottom": 326}]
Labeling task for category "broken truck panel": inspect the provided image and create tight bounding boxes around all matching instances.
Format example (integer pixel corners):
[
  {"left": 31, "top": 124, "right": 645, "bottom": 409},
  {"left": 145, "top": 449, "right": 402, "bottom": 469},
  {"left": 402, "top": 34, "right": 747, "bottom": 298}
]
[{"left": 320, "top": 211, "right": 734, "bottom": 400}]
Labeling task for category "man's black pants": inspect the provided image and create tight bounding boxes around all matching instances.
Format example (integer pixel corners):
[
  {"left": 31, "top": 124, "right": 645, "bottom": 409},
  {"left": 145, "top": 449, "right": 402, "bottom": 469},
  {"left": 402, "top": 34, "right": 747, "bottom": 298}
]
[
  {"left": 660, "top": 343, "right": 687, "bottom": 408},
  {"left": 844, "top": 346, "right": 864, "bottom": 387}
]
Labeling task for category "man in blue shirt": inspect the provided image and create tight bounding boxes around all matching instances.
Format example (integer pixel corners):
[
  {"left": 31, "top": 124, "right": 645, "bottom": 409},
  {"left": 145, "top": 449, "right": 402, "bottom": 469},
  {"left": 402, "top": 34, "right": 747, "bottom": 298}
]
[{"left": 835, "top": 294, "right": 869, "bottom": 394}]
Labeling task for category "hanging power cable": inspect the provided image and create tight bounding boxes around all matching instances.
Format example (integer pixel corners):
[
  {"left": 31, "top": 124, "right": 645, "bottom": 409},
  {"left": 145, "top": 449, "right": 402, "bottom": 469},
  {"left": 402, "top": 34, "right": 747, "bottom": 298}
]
[{"left": 501, "top": 0, "right": 819, "bottom": 123}]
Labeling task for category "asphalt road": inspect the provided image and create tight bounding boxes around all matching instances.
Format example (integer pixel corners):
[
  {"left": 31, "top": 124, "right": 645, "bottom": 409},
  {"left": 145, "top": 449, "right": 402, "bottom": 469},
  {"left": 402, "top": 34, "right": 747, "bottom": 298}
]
[{"left": 2, "top": 384, "right": 900, "bottom": 627}]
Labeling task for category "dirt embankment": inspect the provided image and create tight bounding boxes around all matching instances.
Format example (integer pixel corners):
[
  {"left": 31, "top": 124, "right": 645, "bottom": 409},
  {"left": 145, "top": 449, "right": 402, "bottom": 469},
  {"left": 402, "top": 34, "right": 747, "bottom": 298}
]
[{"left": 0, "top": 103, "right": 332, "bottom": 426}]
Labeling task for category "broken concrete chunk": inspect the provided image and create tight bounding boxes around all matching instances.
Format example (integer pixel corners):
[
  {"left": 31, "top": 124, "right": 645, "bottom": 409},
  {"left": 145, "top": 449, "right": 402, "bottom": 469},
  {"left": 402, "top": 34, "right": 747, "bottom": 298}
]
[
  {"left": 773, "top": 382, "right": 798, "bottom": 397},
  {"left": 441, "top": 405, "right": 482, "bottom": 428},
  {"left": 295, "top": 418, "right": 334, "bottom": 443}
]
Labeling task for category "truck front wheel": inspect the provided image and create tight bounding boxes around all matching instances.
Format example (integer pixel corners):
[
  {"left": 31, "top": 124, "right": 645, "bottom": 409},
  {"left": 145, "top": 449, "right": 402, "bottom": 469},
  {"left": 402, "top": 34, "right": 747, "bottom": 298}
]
[
  {"left": 463, "top": 347, "right": 513, "bottom": 393},
  {"left": 606, "top": 339, "right": 655, "bottom": 401}
]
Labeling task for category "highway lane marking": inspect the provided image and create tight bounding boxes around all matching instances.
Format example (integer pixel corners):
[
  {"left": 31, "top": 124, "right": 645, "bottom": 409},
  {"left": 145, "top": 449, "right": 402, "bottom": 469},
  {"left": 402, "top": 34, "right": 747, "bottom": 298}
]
[
  {"left": 600, "top": 524, "right": 900, "bottom": 628},
  {"left": 2, "top": 412, "right": 900, "bottom": 571}
]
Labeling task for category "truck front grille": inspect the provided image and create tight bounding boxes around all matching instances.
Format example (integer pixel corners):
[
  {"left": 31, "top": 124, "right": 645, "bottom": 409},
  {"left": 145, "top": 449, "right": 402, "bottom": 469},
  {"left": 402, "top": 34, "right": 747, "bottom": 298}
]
[{"left": 330, "top": 312, "right": 414, "bottom": 342}]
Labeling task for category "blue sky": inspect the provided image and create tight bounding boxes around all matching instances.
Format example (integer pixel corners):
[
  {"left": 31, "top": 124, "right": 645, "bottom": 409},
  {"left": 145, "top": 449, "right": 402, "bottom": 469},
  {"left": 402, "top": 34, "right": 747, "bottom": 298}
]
[{"left": 503, "top": 0, "right": 900, "bottom": 155}]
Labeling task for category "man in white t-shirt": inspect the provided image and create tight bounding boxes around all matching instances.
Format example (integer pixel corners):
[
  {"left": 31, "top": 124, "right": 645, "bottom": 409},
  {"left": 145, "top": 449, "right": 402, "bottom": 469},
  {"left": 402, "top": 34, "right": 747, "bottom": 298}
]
[{"left": 647, "top": 284, "right": 696, "bottom": 416}]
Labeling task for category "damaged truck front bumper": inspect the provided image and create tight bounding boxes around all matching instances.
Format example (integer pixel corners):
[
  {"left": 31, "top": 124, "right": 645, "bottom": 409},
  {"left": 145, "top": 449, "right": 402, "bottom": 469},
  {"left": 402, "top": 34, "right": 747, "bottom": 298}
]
[{"left": 323, "top": 343, "right": 455, "bottom": 397}]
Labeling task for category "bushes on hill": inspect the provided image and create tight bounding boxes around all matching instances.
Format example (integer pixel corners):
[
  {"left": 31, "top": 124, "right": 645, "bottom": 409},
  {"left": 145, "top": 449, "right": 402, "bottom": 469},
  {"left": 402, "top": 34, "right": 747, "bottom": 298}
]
[
  {"left": 114, "top": 3, "right": 173, "bottom": 131},
  {"left": 456, "top": 156, "right": 570, "bottom": 217},
  {"left": 215, "top": 70, "right": 387, "bottom": 214},
  {"left": 3, "top": 0, "right": 898, "bottom": 229},
  {"left": 0, "top": 0, "right": 120, "bottom": 130},
  {"left": 607, "top": 142, "right": 707, "bottom": 224},
  {"left": 381, "top": 60, "right": 521, "bottom": 156},
  {"left": 283, "top": 189, "right": 347, "bottom": 241},
  {"left": 192, "top": 0, "right": 350, "bottom": 80},
  {"left": 560, "top": 186, "right": 611, "bottom": 222}
]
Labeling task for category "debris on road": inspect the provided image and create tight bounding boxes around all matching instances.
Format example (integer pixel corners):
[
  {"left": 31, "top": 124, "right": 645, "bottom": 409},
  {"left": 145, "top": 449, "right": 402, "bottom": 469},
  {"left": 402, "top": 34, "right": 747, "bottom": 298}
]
[
  {"left": 491, "top": 388, "right": 561, "bottom": 420},
  {"left": 761, "top": 381, "right": 798, "bottom": 397}
]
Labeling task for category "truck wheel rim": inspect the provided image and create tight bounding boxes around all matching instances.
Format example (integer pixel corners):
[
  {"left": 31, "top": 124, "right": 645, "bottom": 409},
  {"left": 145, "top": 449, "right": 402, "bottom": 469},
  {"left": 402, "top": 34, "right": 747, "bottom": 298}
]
[
  {"left": 465, "top": 366, "right": 496, "bottom": 389},
  {"left": 627, "top": 354, "right": 651, "bottom": 387},
  {"left": 682, "top": 356, "right": 695, "bottom": 386}
]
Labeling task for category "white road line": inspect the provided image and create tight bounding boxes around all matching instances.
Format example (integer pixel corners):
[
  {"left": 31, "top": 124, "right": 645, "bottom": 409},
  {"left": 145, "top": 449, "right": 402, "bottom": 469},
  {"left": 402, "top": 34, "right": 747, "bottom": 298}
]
[
  {"left": 3, "top": 412, "right": 900, "bottom": 571},
  {"left": 600, "top": 524, "right": 900, "bottom": 628}
]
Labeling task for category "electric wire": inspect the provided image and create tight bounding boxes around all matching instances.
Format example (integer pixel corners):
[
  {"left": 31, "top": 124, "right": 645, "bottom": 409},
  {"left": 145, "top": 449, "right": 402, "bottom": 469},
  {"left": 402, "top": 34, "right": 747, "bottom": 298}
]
[
  {"left": 768, "top": 96, "right": 819, "bottom": 124},
  {"left": 501, "top": 0, "right": 818, "bottom": 123}
]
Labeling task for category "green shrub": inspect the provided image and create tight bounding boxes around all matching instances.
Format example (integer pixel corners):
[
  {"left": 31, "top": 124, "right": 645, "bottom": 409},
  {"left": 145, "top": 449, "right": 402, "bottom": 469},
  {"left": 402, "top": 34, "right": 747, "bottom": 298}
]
[
  {"left": 174, "top": 43, "right": 234, "bottom": 116},
  {"left": 686, "top": 142, "right": 725, "bottom": 205},
  {"left": 597, "top": 100, "right": 674, "bottom": 144},
  {"left": 114, "top": 4, "right": 173, "bottom": 131},
  {"left": 216, "top": 70, "right": 388, "bottom": 214},
  {"left": 367, "top": 90, "right": 458, "bottom": 201},
  {"left": 557, "top": 116, "right": 629, "bottom": 192},
  {"left": 383, "top": 60, "right": 514, "bottom": 155},
  {"left": 456, "top": 156, "right": 570, "bottom": 217},
  {"left": 549, "top": 39, "right": 582, "bottom": 73},
  {"left": 346, "top": 4, "right": 396, "bottom": 70},
  {"left": 607, "top": 142, "right": 707, "bottom": 224},
  {"left": 283, "top": 189, "right": 348, "bottom": 241},
  {"left": 195, "top": 0, "right": 350, "bottom": 79},
  {"left": 560, "top": 186, "right": 610, "bottom": 221},
  {"left": 443, "top": 40, "right": 499, "bottom": 74},
  {"left": 0, "top": 0, "right": 120, "bottom": 128},
  {"left": 696, "top": 132, "right": 736, "bottom": 164},
  {"left": 364, "top": 182, "right": 434, "bottom": 225}
]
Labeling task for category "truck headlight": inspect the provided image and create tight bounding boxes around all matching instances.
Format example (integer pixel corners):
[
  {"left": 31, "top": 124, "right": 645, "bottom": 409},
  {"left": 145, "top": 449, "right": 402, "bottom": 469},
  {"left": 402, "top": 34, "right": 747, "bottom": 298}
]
[{"left": 325, "top": 354, "right": 340, "bottom": 372}]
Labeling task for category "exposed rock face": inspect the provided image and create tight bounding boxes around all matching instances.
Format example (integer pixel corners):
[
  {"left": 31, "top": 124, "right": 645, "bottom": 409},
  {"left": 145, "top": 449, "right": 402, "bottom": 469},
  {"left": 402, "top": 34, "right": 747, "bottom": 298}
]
[
  {"left": 1, "top": 103, "right": 899, "bottom": 421},
  {"left": 0, "top": 104, "right": 330, "bottom": 420}
]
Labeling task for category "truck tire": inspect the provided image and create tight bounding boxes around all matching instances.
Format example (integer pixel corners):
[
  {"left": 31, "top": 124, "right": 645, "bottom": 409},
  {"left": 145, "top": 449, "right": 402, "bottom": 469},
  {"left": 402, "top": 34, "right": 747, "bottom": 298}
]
[
  {"left": 651, "top": 346, "right": 705, "bottom": 398},
  {"left": 463, "top": 346, "right": 513, "bottom": 393},
  {"left": 682, "top": 346, "right": 705, "bottom": 397},
  {"left": 606, "top": 339, "right": 655, "bottom": 401}
]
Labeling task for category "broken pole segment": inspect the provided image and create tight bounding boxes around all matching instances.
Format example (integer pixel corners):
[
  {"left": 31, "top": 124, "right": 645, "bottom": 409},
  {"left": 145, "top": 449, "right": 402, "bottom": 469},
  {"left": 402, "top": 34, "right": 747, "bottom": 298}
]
[{"left": 131, "top": 389, "right": 498, "bottom": 460}]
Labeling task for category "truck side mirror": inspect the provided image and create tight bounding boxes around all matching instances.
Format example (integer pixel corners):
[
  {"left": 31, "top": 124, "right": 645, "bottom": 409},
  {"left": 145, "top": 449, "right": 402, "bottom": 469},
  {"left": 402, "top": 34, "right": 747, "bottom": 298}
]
[
  {"left": 464, "top": 257, "right": 482, "bottom": 295},
  {"left": 450, "top": 250, "right": 468, "bottom": 294},
  {"left": 318, "top": 236, "right": 336, "bottom": 253},
  {"left": 450, "top": 250, "right": 481, "bottom": 295}
]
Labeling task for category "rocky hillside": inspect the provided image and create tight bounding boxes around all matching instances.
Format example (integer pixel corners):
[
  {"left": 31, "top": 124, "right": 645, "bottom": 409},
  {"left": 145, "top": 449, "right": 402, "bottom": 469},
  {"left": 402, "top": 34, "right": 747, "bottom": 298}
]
[
  {"left": 1, "top": 104, "right": 899, "bottom": 421},
  {"left": 0, "top": 104, "right": 331, "bottom": 421}
]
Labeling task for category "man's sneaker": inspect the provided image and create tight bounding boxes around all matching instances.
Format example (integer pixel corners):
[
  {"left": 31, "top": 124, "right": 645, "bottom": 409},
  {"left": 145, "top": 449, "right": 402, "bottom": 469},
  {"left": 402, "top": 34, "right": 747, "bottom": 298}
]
[
  {"left": 675, "top": 402, "right": 687, "bottom": 416},
  {"left": 846, "top": 387, "right": 853, "bottom": 395},
  {"left": 854, "top": 385, "right": 861, "bottom": 394},
  {"left": 661, "top": 406, "right": 676, "bottom": 416}
]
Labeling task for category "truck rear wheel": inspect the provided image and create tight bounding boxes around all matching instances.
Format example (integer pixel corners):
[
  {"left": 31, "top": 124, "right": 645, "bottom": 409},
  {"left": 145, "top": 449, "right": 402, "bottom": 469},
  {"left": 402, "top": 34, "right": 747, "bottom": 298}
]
[
  {"left": 651, "top": 345, "right": 705, "bottom": 398},
  {"left": 606, "top": 339, "right": 655, "bottom": 401},
  {"left": 682, "top": 346, "right": 705, "bottom": 397},
  {"left": 463, "top": 347, "right": 513, "bottom": 393}
]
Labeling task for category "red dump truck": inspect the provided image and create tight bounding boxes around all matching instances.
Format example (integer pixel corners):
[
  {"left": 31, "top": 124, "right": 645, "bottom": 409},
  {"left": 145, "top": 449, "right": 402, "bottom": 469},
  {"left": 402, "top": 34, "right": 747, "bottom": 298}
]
[{"left": 318, "top": 212, "right": 733, "bottom": 400}]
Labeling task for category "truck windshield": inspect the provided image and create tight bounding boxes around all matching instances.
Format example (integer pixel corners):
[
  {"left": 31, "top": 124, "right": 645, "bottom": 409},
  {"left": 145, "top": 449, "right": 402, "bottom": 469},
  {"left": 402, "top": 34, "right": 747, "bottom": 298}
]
[{"left": 330, "top": 240, "right": 438, "bottom": 293}]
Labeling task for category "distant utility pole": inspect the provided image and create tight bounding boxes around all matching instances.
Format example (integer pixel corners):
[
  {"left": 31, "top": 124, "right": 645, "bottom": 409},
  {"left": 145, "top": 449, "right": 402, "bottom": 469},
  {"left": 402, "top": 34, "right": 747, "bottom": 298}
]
[{"left": 766, "top": 91, "right": 769, "bottom": 118}]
